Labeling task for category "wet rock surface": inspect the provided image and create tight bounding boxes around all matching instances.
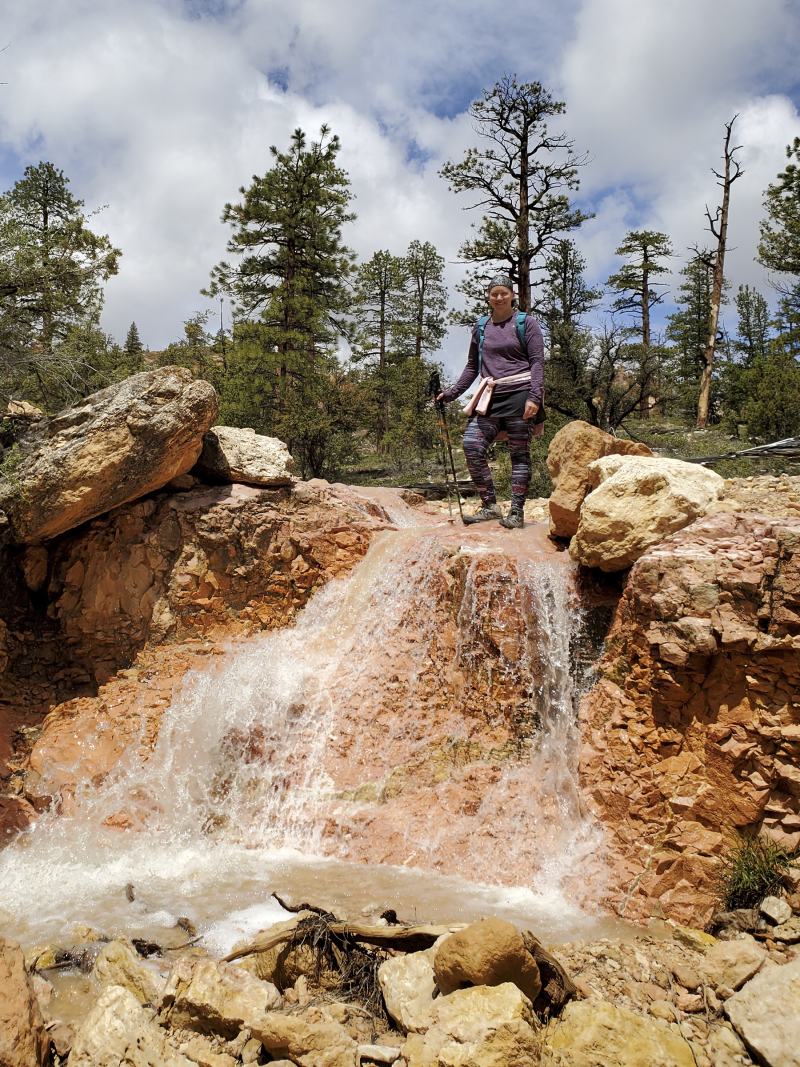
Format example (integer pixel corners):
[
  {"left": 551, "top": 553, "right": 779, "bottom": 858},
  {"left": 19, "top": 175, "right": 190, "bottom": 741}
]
[{"left": 0, "top": 935, "right": 49, "bottom": 1067}]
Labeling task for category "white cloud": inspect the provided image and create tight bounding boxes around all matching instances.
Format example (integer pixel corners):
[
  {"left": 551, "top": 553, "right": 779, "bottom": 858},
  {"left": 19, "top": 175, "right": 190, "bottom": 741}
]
[{"left": 0, "top": 0, "right": 798, "bottom": 375}]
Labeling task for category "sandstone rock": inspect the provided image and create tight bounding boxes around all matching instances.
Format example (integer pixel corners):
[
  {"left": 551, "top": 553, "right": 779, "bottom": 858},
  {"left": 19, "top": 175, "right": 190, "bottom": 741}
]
[
  {"left": 761, "top": 895, "right": 793, "bottom": 925},
  {"left": 698, "top": 936, "right": 766, "bottom": 991},
  {"left": 670, "top": 963, "right": 701, "bottom": 990},
  {"left": 92, "top": 937, "right": 166, "bottom": 1005},
  {"left": 672, "top": 926, "right": 717, "bottom": 952},
  {"left": 159, "top": 957, "right": 281, "bottom": 1036},
  {"left": 725, "top": 956, "right": 800, "bottom": 1067},
  {"left": 69, "top": 984, "right": 193, "bottom": 1067},
  {"left": 48, "top": 1021, "right": 75, "bottom": 1058},
  {"left": 570, "top": 455, "right": 724, "bottom": 571},
  {"left": 773, "top": 916, "right": 800, "bottom": 943},
  {"left": 193, "top": 426, "right": 295, "bottom": 487},
  {"left": 707, "top": 1025, "right": 746, "bottom": 1067},
  {"left": 547, "top": 998, "right": 695, "bottom": 1067},
  {"left": 433, "top": 918, "right": 541, "bottom": 1003},
  {"left": 378, "top": 944, "right": 439, "bottom": 1033},
  {"left": 402, "top": 982, "right": 540, "bottom": 1067},
  {"left": 0, "top": 936, "right": 49, "bottom": 1067},
  {"left": 546, "top": 420, "right": 652, "bottom": 538},
  {"left": 249, "top": 1010, "right": 358, "bottom": 1067},
  {"left": 357, "top": 1045, "right": 402, "bottom": 1064},
  {"left": 0, "top": 367, "right": 218, "bottom": 544}
]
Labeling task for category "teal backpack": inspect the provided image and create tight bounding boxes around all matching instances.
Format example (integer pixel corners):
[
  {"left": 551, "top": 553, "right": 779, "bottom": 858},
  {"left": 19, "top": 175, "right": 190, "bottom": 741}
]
[{"left": 476, "top": 312, "right": 528, "bottom": 376}]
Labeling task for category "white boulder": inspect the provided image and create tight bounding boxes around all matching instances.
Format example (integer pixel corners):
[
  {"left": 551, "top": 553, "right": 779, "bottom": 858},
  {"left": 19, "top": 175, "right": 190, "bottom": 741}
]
[
  {"left": 570, "top": 455, "right": 724, "bottom": 571},
  {"left": 194, "top": 426, "right": 295, "bottom": 487},
  {"left": 725, "top": 957, "right": 800, "bottom": 1067}
]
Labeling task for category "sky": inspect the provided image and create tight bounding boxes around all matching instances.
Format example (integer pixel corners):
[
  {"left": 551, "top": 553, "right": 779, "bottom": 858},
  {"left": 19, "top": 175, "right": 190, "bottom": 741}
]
[{"left": 1, "top": 0, "right": 799, "bottom": 375}]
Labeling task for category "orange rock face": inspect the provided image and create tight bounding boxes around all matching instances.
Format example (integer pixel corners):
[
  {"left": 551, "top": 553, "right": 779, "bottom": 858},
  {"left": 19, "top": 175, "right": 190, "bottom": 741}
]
[
  {"left": 3, "top": 481, "right": 419, "bottom": 836},
  {"left": 579, "top": 511, "right": 800, "bottom": 926}
]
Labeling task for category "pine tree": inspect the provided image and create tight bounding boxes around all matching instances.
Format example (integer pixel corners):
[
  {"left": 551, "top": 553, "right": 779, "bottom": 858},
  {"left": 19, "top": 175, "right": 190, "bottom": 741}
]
[
  {"left": 757, "top": 137, "right": 800, "bottom": 279},
  {"left": 606, "top": 231, "right": 673, "bottom": 418},
  {"left": 440, "top": 75, "right": 591, "bottom": 319},
  {"left": 125, "top": 321, "right": 144, "bottom": 358},
  {"left": 0, "top": 162, "right": 121, "bottom": 405},
  {"left": 205, "top": 127, "right": 356, "bottom": 475},
  {"left": 352, "top": 251, "right": 408, "bottom": 448},
  {"left": 388, "top": 241, "right": 448, "bottom": 463},
  {"left": 720, "top": 285, "right": 773, "bottom": 426},
  {"left": 666, "top": 254, "right": 729, "bottom": 421}
]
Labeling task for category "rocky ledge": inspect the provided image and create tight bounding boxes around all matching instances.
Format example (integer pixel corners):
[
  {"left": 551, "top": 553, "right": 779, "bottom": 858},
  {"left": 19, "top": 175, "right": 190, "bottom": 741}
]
[
  {"left": 580, "top": 509, "right": 800, "bottom": 925},
  {"left": 5, "top": 906, "right": 799, "bottom": 1067}
]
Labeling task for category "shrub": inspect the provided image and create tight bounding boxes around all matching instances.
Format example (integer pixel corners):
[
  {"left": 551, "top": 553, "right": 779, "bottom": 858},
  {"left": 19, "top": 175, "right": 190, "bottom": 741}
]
[{"left": 716, "top": 833, "right": 796, "bottom": 911}]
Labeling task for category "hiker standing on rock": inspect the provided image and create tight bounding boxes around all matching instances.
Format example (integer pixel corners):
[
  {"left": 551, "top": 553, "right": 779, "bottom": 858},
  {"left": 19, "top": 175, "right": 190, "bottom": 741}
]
[{"left": 437, "top": 276, "right": 545, "bottom": 529}]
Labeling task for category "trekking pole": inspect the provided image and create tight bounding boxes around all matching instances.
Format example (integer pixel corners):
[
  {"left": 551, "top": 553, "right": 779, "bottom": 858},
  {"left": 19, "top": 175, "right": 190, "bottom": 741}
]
[
  {"left": 427, "top": 371, "right": 464, "bottom": 524},
  {"left": 426, "top": 370, "right": 453, "bottom": 518}
]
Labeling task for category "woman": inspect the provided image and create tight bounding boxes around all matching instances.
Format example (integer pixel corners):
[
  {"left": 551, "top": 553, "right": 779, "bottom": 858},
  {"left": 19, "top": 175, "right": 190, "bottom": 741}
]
[{"left": 438, "top": 276, "right": 545, "bottom": 528}]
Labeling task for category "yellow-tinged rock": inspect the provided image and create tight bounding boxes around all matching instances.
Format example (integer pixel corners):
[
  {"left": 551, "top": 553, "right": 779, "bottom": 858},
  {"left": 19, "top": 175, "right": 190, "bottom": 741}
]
[
  {"left": 69, "top": 984, "right": 193, "bottom": 1067},
  {"left": 92, "top": 937, "right": 165, "bottom": 1005},
  {"left": 402, "top": 982, "right": 540, "bottom": 1067},
  {"left": 249, "top": 1010, "right": 358, "bottom": 1067},
  {"left": 547, "top": 998, "right": 695, "bottom": 1067},
  {"left": 159, "top": 956, "right": 281, "bottom": 1036},
  {"left": 672, "top": 926, "right": 717, "bottom": 952},
  {"left": 569, "top": 455, "right": 724, "bottom": 572},
  {"left": 433, "top": 918, "right": 541, "bottom": 1003}
]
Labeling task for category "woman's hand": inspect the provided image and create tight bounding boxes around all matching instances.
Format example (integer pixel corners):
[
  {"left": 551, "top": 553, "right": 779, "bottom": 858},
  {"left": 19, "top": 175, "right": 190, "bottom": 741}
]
[
  {"left": 436, "top": 393, "right": 445, "bottom": 402},
  {"left": 523, "top": 401, "right": 539, "bottom": 420}
]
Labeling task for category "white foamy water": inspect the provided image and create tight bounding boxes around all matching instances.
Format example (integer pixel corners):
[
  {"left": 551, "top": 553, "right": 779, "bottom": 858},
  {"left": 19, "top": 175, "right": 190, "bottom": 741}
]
[{"left": 0, "top": 526, "right": 617, "bottom": 954}]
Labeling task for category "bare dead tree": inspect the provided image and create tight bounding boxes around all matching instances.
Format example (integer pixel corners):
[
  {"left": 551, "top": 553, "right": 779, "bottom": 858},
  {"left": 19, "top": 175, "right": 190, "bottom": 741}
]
[{"left": 694, "top": 117, "right": 743, "bottom": 428}]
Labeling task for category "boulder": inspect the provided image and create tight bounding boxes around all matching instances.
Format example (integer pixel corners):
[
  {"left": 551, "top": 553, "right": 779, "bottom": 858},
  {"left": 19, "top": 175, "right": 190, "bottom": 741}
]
[
  {"left": 378, "top": 944, "right": 439, "bottom": 1034},
  {"left": 773, "top": 916, "right": 800, "bottom": 943},
  {"left": 0, "top": 367, "right": 218, "bottom": 544},
  {"left": 92, "top": 937, "right": 166, "bottom": 1005},
  {"left": 159, "top": 957, "right": 281, "bottom": 1036},
  {"left": 761, "top": 895, "right": 793, "bottom": 926},
  {"left": 402, "top": 982, "right": 540, "bottom": 1067},
  {"left": 433, "top": 918, "right": 541, "bottom": 1003},
  {"left": 569, "top": 455, "right": 724, "bottom": 571},
  {"left": 546, "top": 421, "right": 652, "bottom": 538},
  {"left": 249, "top": 1010, "right": 358, "bottom": 1067},
  {"left": 724, "top": 956, "right": 800, "bottom": 1067},
  {"left": 69, "top": 984, "right": 193, "bottom": 1067},
  {"left": 193, "top": 426, "right": 295, "bottom": 487},
  {"left": 698, "top": 936, "right": 766, "bottom": 992},
  {"left": 0, "top": 936, "right": 49, "bottom": 1067},
  {"left": 546, "top": 998, "right": 695, "bottom": 1067}
]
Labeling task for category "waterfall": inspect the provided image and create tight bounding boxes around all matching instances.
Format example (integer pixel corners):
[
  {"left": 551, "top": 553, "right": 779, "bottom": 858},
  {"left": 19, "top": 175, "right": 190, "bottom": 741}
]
[{"left": 0, "top": 526, "right": 612, "bottom": 952}]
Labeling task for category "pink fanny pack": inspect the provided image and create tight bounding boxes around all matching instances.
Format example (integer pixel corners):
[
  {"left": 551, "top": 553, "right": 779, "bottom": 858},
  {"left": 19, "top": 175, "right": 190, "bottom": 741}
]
[{"left": 463, "top": 371, "right": 532, "bottom": 416}]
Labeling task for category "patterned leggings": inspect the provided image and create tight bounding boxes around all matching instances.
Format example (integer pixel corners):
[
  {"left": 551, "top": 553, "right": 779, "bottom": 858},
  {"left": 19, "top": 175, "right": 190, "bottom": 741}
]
[{"left": 462, "top": 414, "right": 533, "bottom": 506}]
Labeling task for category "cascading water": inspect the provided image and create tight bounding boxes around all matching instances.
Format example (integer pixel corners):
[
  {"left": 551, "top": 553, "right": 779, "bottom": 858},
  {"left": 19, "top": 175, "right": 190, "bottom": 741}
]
[{"left": 0, "top": 522, "right": 615, "bottom": 957}]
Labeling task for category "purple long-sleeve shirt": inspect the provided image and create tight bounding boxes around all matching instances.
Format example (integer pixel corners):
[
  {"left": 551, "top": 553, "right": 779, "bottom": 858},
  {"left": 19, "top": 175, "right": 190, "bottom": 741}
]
[{"left": 441, "top": 314, "right": 545, "bottom": 407}]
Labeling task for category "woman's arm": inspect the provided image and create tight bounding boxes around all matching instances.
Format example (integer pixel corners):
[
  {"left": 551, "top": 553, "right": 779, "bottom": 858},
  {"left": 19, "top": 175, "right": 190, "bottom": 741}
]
[
  {"left": 439, "top": 328, "right": 480, "bottom": 403},
  {"left": 525, "top": 316, "right": 545, "bottom": 408}
]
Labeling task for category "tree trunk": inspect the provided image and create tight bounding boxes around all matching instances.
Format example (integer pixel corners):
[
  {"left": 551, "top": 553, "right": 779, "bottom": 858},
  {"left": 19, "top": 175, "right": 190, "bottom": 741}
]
[
  {"left": 639, "top": 252, "right": 651, "bottom": 419},
  {"left": 517, "top": 121, "right": 531, "bottom": 313},
  {"left": 697, "top": 119, "right": 741, "bottom": 429}
]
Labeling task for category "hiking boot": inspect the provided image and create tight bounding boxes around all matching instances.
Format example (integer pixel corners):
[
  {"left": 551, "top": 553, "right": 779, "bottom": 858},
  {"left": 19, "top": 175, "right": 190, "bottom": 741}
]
[
  {"left": 499, "top": 505, "right": 525, "bottom": 529},
  {"left": 463, "top": 503, "right": 503, "bottom": 525}
]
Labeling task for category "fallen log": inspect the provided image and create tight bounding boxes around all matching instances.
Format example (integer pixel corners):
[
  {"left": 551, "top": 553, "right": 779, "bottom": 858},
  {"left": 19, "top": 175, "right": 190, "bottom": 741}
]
[{"left": 223, "top": 919, "right": 466, "bottom": 963}]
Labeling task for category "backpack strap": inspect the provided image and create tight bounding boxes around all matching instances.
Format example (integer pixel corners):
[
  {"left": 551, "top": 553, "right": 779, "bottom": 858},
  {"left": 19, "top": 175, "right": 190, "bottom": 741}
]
[
  {"left": 515, "top": 311, "right": 528, "bottom": 352},
  {"left": 476, "top": 315, "right": 490, "bottom": 377}
]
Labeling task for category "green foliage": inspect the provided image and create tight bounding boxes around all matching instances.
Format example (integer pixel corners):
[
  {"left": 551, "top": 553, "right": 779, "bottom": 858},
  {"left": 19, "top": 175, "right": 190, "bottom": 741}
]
[
  {"left": 0, "top": 162, "right": 121, "bottom": 408},
  {"left": 665, "top": 253, "right": 729, "bottom": 421},
  {"left": 716, "top": 833, "right": 796, "bottom": 911},
  {"left": 741, "top": 348, "right": 800, "bottom": 441},
  {"left": 606, "top": 231, "right": 673, "bottom": 344},
  {"left": 758, "top": 137, "right": 800, "bottom": 278},
  {"left": 125, "top": 321, "right": 144, "bottom": 358},
  {"left": 440, "top": 75, "right": 591, "bottom": 319}
]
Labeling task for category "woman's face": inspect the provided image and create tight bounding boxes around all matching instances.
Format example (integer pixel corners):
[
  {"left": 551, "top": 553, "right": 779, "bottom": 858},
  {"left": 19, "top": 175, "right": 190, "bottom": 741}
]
[{"left": 489, "top": 285, "right": 514, "bottom": 318}]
